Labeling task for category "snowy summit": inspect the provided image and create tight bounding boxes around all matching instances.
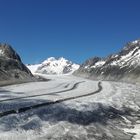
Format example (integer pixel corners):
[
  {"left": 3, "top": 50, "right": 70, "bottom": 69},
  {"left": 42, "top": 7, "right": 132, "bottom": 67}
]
[{"left": 27, "top": 57, "right": 79, "bottom": 75}]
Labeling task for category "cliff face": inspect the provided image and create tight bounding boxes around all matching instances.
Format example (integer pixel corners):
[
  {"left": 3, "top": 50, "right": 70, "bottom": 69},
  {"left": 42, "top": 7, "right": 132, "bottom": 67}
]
[
  {"left": 0, "top": 43, "right": 33, "bottom": 81},
  {"left": 74, "top": 39, "right": 140, "bottom": 83}
]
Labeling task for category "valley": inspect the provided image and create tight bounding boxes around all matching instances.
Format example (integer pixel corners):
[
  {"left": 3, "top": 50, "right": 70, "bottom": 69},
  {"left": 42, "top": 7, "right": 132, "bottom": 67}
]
[{"left": 1, "top": 1, "right": 140, "bottom": 139}]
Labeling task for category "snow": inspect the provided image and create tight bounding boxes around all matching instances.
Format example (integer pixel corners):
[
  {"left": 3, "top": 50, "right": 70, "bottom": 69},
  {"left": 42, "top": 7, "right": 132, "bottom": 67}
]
[
  {"left": 110, "top": 46, "right": 140, "bottom": 67},
  {"left": 27, "top": 57, "right": 79, "bottom": 75},
  {"left": 91, "top": 61, "right": 105, "bottom": 68},
  {"left": 0, "top": 50, "right": 4, "bottom": 56},
  {"left": 44, "top": 57, "right": 56, "bottom": 62},
  {"left": 0, "top": 74, "right": 139, "bottom": 139},
  {"left": 124, "top": 122, "right": 140, "bottom": 140},
  {"left": 27, "top": 64, "right": 41, "bottom": 74},
  {"left": 132, "top": 40, "right": 139, "bottom": 44}
]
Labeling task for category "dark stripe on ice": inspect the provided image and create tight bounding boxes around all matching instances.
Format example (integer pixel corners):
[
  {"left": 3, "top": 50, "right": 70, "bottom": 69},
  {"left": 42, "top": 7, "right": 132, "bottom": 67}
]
[
  {"left": 0, "top": 81, "right": 85, "bottom": 102},
  {"left": 0, "top": 82, "right": 102, "bottom": 117}
]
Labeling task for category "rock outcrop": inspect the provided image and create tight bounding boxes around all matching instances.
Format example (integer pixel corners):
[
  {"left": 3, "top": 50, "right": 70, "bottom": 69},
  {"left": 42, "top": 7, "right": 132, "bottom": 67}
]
[
  {"left": 0, "top": 43, "right": 34, "bottom": 83},
  {"left": 74, "top": 39, "right": 140, "bottom": 83}
]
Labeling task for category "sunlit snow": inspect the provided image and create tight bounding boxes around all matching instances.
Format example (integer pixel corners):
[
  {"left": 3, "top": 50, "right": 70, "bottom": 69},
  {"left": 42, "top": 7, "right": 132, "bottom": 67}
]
[{"left": 27, "top": 57, "right": 79, "bottom": 75}]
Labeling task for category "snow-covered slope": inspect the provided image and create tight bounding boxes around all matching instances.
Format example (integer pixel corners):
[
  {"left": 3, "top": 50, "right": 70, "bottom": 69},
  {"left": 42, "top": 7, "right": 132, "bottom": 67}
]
[
  {"left": 74, "top": 39, "right": 140, "bottom": 83},
  {"left": 27, "top": 57, "right": 79, "bottom": 75},
  {"left": 26, "top": 64, "right": 41, "bottom": 74}
]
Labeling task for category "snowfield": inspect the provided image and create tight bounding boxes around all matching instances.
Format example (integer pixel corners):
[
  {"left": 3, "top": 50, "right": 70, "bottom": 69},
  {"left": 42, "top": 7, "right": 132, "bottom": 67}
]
[{"left": 0, "top": 74, "right": 139, "bottom": 140}]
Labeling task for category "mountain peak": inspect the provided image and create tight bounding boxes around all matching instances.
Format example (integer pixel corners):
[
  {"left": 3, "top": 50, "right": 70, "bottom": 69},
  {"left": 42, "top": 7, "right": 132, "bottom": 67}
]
[
  {"left": 0, "top": 43, "right": 33, "bottom": 81},
  {"left": 131, "top": 39, "right": 140, "bottom": 45},
  {"left": 27, "top": 57, "right": 79, "bottom": 75},
  {"left": 46, "top": 57, "right": 56, "bottom": 61},
  {"left": 0, "top": 43, "right": 21, "bottom": 62}
]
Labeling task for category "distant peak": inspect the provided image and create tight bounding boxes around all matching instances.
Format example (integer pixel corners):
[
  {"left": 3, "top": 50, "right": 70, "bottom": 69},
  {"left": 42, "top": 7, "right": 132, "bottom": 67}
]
[
  {"left": 42, "top": 57, "right": 70, "bottom": 64},
  {"left": 58, "top": 57, "right": 66, "bottom": 61},
  {"left": 27, "top": 56, "right": 79, "bottom": 75},
  {"left": 47, "top": 57, "right": 56, "bottom": 61},
  {"left": 131, "top": 39, "right": 140, "bottom": 44}
]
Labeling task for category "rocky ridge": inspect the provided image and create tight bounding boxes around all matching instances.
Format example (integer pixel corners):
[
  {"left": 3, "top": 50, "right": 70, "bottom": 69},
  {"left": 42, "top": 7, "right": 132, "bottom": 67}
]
[
  {"left": 74, "top": 39, "right": 140, "bottom": 83},
  {"left": 0, "top": 43, "right": 34, "bottom": 84}
]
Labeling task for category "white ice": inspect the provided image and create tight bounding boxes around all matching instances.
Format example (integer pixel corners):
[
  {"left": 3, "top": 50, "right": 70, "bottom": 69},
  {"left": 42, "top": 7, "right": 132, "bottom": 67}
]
[{"left": 0, "top": 74, "right": 139, "bottom": 139}]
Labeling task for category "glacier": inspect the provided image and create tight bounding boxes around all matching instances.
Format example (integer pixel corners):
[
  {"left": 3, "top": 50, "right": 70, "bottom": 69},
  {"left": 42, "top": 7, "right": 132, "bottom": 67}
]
[{"left": 0, "top": 74, "right": 139, "bottom": 139}]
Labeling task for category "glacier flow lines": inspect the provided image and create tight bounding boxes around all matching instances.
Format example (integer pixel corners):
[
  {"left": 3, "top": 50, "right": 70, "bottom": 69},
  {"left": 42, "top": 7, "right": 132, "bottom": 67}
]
[{"left": 0, "top": 82, "right": 102, "bottom": 118}]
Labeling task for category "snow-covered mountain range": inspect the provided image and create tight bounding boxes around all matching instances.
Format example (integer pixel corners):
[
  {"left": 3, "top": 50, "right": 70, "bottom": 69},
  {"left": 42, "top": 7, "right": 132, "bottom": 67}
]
[
  {"left": 74, "top": 39, "right": 140, "bottom": 83},
  {"left": 27, "top": 57, "right": 79, "bottom": 75}
]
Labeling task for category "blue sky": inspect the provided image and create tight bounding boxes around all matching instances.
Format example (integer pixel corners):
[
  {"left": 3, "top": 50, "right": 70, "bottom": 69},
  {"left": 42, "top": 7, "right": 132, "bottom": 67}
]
[{"left": 0, "top": 0, "right": 140, "bottom": 64}]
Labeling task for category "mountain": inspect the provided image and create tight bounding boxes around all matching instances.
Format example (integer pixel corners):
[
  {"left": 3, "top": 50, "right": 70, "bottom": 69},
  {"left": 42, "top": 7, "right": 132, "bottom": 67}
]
[
  {"left": 74, "top": 39, "right": 140, "bottom": 83},
  {"left": 0, "top": 43, "right": 34, "bottom": 84},
  {"left": 27, "top": 57, "right": 79, "bottom": 75}
]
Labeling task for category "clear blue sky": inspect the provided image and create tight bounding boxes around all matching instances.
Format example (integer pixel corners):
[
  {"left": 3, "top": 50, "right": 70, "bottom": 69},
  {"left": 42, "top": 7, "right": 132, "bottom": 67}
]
[{"left": 1, "top": 0, "right": 140, "bottom": 64}]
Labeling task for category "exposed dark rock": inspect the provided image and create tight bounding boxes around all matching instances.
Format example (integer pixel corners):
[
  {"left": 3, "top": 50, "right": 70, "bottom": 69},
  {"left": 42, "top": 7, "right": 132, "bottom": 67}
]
[
  {"left": 74, "top": 39, "right": 140, "bottom": 83},
  {"left": 0, "top": 43, "right": 34, "bottom": 83}
]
